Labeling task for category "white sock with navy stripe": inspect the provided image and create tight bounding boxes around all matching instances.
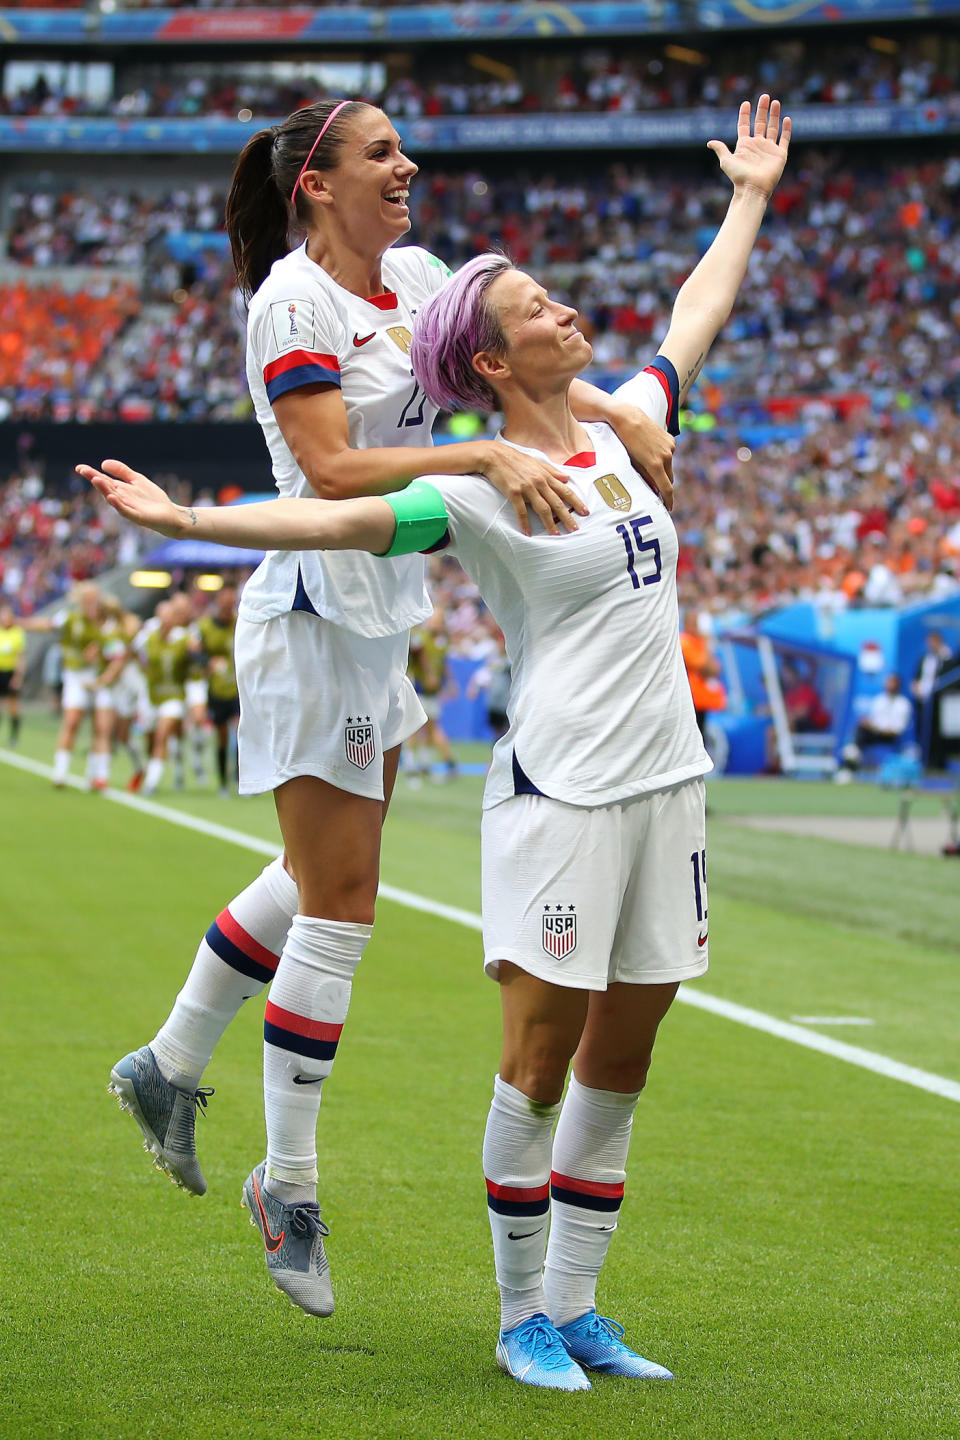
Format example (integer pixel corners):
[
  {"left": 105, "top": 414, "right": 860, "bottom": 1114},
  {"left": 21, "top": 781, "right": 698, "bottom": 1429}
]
[
  {"left": 263, "top": 914, "right": 371, "bottom": 1204},
  {"left": 482, "top": 1074, "right": 559, "bottom": 1333},
  {"left": 150, "top": 857, "right": 297, "bottom": 1089},
  {"left": 543, "top": 1073, "right": 640, "bottom": 1328}
]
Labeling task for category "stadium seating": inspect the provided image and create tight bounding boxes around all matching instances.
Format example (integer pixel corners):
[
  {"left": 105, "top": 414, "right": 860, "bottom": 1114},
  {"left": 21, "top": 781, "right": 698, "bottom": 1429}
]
[
  {"left": 7, "top": 150, "right": 960, "bottom": 412},
  {"left": 2, "top": 36, "right": 955, "bottom": 119}
]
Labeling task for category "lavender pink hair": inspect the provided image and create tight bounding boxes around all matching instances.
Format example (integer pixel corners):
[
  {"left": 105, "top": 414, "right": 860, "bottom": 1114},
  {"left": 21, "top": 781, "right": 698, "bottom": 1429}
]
[{"left": 410, "top": 253, "right": 515, "bottom": 413}]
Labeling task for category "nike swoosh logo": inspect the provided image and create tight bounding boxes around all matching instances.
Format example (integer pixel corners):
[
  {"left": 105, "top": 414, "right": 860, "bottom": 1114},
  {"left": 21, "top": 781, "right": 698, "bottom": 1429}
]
[
  {"left": 353, "top": 332, "right": 376, "bottom": 347},
  {"left": 252, "top": 1171, "right": 285, "bottom": 1253},
  {"left": 292, "top": 1074, "right": 322, "bottom": 1085},
  {"left": 698, "top": 932, "right": 708, "bottom": 947},
  {"left": 597, "top": 1224, "right": 616, "bottom": 1231},
  {"left": 507, "top": 1228, "right": 545, "bottom": 1240}
]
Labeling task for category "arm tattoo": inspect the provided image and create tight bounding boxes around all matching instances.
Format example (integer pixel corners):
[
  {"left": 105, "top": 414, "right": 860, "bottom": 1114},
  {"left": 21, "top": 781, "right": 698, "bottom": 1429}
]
[
  {"left": 187, "top": 507, "right": 199, "bottom": 527},
  {"left": 680, "top": 352, "right": 705, "bottom": 401}
]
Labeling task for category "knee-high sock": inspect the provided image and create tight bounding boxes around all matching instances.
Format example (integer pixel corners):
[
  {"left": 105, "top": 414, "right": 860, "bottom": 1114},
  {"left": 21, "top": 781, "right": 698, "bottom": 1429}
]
[
  {"left": 143, "top": 755, "right": 164, "bottom": 793},
  {"left": 53, "top": 748, "right": 71, "bottom": 784},
  {"left": 151, "top": 857, "right": 297, "bottom": 1089},
  {"left": 263, "top": 914, "right": 371, "bottom": 1199},
  {"left": 543, "top": 1074, "right": 640, "bottom": 1327},
  {"left": 483, "top": 1074, "right": 558, "bottom": 1332}
]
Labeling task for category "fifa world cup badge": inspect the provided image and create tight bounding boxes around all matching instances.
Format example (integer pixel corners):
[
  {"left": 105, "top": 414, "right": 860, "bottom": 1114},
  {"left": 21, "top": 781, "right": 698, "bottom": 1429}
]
[
  {"left": 542, "top": 904, "right": 578, "bottom": 959},
  {"left": 594, "top": 474, "right": 632, "bottom": 511},
  {"left": 387, "top": 326, "right": 413, "bottom": 356},
  {"left": 344, "top": 716, "right": 376, "bottom": 769}
]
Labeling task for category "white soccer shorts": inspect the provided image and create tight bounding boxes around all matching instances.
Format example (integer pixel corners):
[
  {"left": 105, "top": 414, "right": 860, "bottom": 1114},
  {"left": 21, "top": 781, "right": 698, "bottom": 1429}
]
[
  {"left": 481, "top": 778, "right": 709, "bottom": 990},
  {"left": 61, "top": 668, "right": 97, "bottom": 712},
  {"left": 185, "top": 678, "right": 209, "bottom": 710},
  {"left": 142, "top": 698, "right": 185, "bottom": 724},
  {"left": 108, "top": 674, "right": 143, "bottom": 721},
  {"left": 94, "top": 679, "right": 138, "bottom": 716},
  {"left": 235, "top": 611, "right": 426, "bottom": 799}
]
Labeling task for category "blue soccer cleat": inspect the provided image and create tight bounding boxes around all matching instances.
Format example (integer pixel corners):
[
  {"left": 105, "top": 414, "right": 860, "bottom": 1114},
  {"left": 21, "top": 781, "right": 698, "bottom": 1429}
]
[
  {"left": 108, "top": 1045, "right": 212, "bottom": 1196},
  {"left": 496, "top": 1313, "right": 592, "bottom": 1391},
  {"left": 557, "top": 1310, "right": 674, "bottom": 1379},
  {"left": 241, "top": 1162, "right": 334, "bottom": 1317}
]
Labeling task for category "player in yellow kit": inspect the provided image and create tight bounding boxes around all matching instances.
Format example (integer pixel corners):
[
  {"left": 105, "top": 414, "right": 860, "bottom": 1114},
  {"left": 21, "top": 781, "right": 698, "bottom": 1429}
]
[
  {"left": 198, "top": 584, "right": 240, "bottom": 795},
  {"left": 23, "top": 582, "right": 113, "bottom": 788},
  {"left": 0, "top": 601, "right": 26, "bottom": 746},
  {"left": 405, "top": 609, "right": 457, "bottom": 781},
  {"left": 142, "top": 601, "right": 192, "bottom": 796}
]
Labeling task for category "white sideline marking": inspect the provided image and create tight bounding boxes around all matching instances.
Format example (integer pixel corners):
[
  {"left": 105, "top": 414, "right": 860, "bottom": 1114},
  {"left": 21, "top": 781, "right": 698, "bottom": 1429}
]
[
  {"left": 4, "top": 746, "right": 960, "bottom": 1107},
  {"left": 791, "top": 1016, "right": 876, "bottom": 1027},
  {"left": 682, "top": 991, "right": 960, "bottom": 1104}
]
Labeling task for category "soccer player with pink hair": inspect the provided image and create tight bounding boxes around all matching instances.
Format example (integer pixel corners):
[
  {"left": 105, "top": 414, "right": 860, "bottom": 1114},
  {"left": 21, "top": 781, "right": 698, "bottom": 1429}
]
[
  {"left": 77, "top": 95, "right": 675, "bottom": 1322},
  {"left": 83, "top": 95, "right": 789, "bottom": 1385}
]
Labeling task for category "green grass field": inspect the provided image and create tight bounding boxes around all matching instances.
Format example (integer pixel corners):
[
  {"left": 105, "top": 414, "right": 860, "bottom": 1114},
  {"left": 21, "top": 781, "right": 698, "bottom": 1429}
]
[{"left": 2, "top": 718, "right": 959, "bottom": 1440}]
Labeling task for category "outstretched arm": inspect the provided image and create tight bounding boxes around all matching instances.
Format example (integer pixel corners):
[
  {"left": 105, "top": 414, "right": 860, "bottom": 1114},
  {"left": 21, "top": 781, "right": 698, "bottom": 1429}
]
[
  {"left": 77, "top": 460, "right": 398, "bottom": 554},
  {"left": 658, "top": 94, "right": 791, "bottom": 405}
]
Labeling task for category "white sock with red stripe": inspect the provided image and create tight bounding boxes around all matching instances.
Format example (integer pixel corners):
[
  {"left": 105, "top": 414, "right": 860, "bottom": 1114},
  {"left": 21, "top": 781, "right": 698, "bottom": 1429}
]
[
  {"left": 482, "top": 1074, "right": 559, "bottom": 1333},
  {"left": 150, "top": 857, "right": 297, "bottom": 1090},
  {"left": 543, "top": 1074, "right": 640, "bottom": 1327},
  {"left": 263, "top": 914, "right": 372, "bottom": 1204}
]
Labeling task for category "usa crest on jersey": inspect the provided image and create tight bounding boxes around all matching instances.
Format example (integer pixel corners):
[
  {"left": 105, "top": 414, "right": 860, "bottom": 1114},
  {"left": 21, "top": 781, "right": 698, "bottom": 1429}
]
[
  {"left": 542, "top": 905, "right": 578, "bottom": 959},
  {"left": 344, "top": 717, "right": 376, "bottom": 770}
]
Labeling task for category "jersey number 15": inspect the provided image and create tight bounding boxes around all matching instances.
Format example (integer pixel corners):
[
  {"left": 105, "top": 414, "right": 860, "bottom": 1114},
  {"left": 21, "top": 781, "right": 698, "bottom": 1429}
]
[{"left": 616, "top": 517, "right": 662, "bottom": 590}]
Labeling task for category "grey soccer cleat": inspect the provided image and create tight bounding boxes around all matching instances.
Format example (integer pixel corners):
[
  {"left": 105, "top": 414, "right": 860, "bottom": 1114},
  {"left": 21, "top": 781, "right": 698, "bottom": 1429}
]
[
  {"left": 108, "top": 1045, "right": 212, "bottom": 1196},
  {"left": 241, "top": 1161, "right": 334, "bottom": 1317}
]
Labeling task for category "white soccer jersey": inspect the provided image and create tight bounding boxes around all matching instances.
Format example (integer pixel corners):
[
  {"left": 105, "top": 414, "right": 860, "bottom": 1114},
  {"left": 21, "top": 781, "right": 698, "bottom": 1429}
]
[
  {"left": 429, "top": 360, "right": 711, "bottom": 809},
  {"left": 239, "top": 241, "right": 449, "bottom": 638}
]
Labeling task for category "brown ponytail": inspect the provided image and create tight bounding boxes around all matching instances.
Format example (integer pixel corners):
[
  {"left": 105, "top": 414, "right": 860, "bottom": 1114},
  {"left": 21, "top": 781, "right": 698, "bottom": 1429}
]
[{"left": 225, "top": 99, "right": 370, "bottom": 301}]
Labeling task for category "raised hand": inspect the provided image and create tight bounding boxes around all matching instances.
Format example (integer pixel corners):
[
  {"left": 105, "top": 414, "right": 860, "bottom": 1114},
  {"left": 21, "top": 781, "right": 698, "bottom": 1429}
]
[
  {"left": 707, "top": 95, "right": 791, "bottom": 201},
  {"left": 76, "top": 459, "right": 188, "bottom": 538}
]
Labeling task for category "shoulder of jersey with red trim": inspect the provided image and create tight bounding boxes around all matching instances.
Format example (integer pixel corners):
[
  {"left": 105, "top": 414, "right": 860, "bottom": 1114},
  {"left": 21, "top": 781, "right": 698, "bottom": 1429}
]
[
  {"left": 263, "top": 349, "right": 341, "bottom": 402},
  {"left": 642, "top": 356, "right": 680, "bottom": 437}
]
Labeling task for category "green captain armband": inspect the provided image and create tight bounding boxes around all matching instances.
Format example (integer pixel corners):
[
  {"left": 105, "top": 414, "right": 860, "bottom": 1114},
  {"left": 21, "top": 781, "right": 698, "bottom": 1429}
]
[{"left": 380, "top": 480, "right": 450, "bottom": 557}]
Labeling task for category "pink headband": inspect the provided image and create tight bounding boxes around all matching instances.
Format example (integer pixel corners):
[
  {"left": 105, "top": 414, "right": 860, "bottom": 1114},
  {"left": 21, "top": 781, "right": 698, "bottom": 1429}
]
[{"left": 290, "top": 100, "right": 351, "bottom": 206}]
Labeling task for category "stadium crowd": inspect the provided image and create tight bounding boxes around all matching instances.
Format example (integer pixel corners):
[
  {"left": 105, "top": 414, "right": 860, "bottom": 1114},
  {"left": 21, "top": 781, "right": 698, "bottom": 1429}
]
[
  {"left": 4, "top": 134, "right": 960, "bottom": 630},
  {"left": 0, "top": 462, "right": 155, "bottom": 613},
  {"left": 3, "top": 37, "right": 956, "bottom": 120},
  {"left": 6, "top": 149, "right": 960, "bottom": 421},
  {"left": 5, "top": 398, "right": 959, "bottom": 630}
]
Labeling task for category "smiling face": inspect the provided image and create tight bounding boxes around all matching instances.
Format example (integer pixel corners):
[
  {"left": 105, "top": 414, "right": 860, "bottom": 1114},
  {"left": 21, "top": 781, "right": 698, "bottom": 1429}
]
[
  {"left": 302, "top": 107, "right": 418, "bottom": 253},
  {"left": 475, "top": 269, "right": 592, "bottom": 404}
]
